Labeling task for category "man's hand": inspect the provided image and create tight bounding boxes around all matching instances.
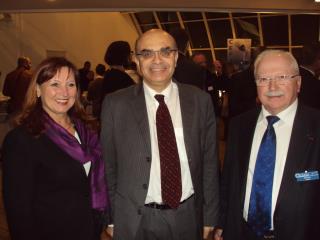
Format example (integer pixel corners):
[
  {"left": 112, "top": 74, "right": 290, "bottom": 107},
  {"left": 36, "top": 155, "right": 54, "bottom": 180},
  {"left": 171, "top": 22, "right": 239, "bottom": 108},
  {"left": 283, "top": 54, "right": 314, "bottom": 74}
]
[
  {"left": 203, "top": 226, "right": 214, "bottom": 239},
  {"left": 104, "top": 226, "right": 113, "bottom": 238},
  {"left": 213, "top": 228, "right": 223, "bottom": 240}
]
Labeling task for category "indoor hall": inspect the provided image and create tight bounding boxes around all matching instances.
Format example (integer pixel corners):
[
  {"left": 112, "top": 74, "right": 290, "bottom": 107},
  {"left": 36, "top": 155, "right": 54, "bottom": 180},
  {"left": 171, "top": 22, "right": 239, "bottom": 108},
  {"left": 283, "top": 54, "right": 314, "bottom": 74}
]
[{"left": 0, "top": 0, "right": 320, "bottom": 239}]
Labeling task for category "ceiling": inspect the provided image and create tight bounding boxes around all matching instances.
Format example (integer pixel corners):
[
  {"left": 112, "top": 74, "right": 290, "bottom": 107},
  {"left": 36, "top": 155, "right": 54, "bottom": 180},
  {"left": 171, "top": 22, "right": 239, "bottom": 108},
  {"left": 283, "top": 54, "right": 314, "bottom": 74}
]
[{"left": 0, "top": 0, "right": 320, "bottom": 13}]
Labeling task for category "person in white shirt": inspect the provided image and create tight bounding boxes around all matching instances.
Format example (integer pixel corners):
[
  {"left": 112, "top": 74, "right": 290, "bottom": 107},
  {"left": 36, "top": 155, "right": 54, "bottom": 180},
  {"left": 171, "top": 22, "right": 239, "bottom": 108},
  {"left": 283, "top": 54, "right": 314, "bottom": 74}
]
[
  {"left": 101, "top": 29, "right": 219, "bottom": 240},
  {"left": 217, "top": 49, "right": 320, "bottom": 240}
]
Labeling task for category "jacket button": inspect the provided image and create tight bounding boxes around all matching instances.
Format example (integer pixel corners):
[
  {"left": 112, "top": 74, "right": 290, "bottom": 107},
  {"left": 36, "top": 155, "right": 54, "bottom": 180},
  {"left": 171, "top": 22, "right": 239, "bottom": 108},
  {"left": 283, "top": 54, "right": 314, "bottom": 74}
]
[
  {"left": 142, "top": 183, "right": 148, "bottom": 189},
  {"left": 146, "top": 157, "right": 151, "bottom": 162},
  {"left": 137, "top": 208, "right": 142, "bottom": 215}
]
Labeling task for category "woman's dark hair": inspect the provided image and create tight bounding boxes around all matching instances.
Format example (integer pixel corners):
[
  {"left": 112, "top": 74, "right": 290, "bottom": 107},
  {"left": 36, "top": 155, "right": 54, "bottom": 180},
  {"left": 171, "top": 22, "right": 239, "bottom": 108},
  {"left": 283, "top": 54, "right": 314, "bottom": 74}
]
[
  {"left": 95, "top": 63, "right": 106, "bottom": 76},
  {"left": 16, "top": 57, "right": 97, "bottom": 136},
  {"left": 104, "top": 41, "right": 131, "bottom": 66}
]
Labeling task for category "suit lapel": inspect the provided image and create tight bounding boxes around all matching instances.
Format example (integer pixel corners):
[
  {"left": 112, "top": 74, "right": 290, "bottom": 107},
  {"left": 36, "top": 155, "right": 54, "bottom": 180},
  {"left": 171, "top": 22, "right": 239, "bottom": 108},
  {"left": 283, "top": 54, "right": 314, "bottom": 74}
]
[
  {"left": 130, "top": 84, "right": 151, "bottom": 155},
  {"left": 275, "top": 104, "right": 313, "bottom": 211},
  {"left": 178, "top": 83, "right": 194, "bottom": 159}
]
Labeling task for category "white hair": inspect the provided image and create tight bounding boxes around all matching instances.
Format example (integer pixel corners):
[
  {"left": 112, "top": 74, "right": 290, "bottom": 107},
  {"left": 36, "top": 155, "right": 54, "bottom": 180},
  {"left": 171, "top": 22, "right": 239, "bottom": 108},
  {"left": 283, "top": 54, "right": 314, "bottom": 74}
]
[{"left": 254, "top": 49, "right": 299, "bottom": 78}]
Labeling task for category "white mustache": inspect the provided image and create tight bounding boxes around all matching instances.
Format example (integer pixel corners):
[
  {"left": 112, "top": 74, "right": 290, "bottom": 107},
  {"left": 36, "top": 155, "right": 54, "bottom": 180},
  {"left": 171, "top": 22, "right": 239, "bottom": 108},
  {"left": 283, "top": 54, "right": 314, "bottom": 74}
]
[{"left": 264, "top": 90, "right": 284, "bottom": 97}]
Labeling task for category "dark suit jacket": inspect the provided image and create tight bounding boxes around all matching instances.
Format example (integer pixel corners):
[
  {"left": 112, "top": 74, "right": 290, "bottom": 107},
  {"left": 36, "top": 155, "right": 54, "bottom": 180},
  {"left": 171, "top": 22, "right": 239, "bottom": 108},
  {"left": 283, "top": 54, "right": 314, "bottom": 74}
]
[
  {"left": 3, "top": 68, "right": 32, "bottom": 113},
  {"left": 298, "top": 66, "right": 320, "bottom": 110},
  {"left": 102, "top": 68, "right": 135, "bottom": 97},
  {"left": 173, "top": 53, "right": 206, "bottom": 90},
  {"left": 2, "top": 127, "right": 95, "bottom": 240},
  {"left": 88, "top": 76, "right": 104, "bottom": 118},
  {"left": 101, "top": 82, "right": 219, "bottom": 240},
  {"left": 220, "top": 103, "right": 320, "bottom": 240},
  {"left": 228, "top": 67, "right": 257, "bottom": 118}
]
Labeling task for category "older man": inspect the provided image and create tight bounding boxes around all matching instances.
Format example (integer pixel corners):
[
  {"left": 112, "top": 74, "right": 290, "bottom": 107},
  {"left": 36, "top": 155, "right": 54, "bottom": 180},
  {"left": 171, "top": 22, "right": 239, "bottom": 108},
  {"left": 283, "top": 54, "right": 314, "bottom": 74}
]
[
  {"left": 101, "top": 29, "right": 219, "bottom": 240},
  {"left": 218, "top": 49, "right": 320, "bottom": 240}
]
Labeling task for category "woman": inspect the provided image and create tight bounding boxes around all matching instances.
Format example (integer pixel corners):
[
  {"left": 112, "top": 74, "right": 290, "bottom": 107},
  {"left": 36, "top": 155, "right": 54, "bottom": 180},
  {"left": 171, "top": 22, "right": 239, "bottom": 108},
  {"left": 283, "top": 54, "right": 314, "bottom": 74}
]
[
  {"left": 102, "top": 40, "right": 135, "bottom": 96},
  {"left": 2, "top": 57, "right": 108, "bottom": 240}
]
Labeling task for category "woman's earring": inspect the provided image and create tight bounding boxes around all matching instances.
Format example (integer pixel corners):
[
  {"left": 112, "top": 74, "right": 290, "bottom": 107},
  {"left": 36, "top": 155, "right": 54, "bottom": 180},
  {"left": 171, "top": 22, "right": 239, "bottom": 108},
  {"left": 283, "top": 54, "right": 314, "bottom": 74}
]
[{"left": 36, "top": 89, "right": 41, "bottom": 98}]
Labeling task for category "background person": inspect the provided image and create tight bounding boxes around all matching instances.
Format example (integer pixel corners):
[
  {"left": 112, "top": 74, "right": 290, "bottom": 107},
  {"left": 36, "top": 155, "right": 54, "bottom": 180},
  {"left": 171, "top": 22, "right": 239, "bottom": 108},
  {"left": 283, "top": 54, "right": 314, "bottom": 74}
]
[{"left": 3, "top": 56, "right": 32, "bottom": 115}]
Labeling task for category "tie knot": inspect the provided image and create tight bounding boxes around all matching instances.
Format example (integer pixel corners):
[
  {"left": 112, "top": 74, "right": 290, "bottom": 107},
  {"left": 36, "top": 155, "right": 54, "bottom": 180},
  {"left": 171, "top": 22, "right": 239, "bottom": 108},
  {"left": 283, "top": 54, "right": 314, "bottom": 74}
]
[
  {"left": 155, "top": 94, "right": 165, "bottom": 104},
  {"left": 266, "top": 115, "right": 280, "bottom": 127}
]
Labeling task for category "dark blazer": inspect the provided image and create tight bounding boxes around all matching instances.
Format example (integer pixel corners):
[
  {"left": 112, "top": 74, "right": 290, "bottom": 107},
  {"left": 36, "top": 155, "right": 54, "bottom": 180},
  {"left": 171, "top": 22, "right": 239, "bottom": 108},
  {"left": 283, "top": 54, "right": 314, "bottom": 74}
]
[
  {"left": 3, "top": 68, "right": 32, "bottom": 113},
  {"left": 298, "top": 66, "right": 320, "bottom": 110},
  {"left": 220, "top": 103, "right": 320, "bottom": 240},
  {"left": 2, "top": 127, "right": 95, "bottom": 240},
  {"left": 228, "top": 67, "right": 257, "bottom": 118},
  {"left": 173, "top": 53, "right": 207, "bottom": 90},
  {"left": 102, "top": 68, "right": 135, "bottom": 96},
  {"left": 101, "top": 82, "right": 219, "bottom": 240}
]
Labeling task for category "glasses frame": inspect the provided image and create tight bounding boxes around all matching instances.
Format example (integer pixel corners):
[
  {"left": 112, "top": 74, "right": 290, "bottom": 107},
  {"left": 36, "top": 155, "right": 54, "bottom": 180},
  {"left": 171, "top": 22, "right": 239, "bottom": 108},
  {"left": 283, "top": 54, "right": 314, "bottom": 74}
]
[
  {"left": 135, "top": 47, "right": 178, "bottom": 59},
  {"left": 255, "top": 74, "right": 300, "bottom": 86}
]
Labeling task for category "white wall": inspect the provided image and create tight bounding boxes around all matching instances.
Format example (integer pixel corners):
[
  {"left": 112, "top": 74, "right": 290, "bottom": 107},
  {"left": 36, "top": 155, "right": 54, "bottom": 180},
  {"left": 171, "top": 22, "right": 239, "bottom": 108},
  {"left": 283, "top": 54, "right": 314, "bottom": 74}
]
[{"left": 0, "top": 12, "right": 139, "bottom": 91}]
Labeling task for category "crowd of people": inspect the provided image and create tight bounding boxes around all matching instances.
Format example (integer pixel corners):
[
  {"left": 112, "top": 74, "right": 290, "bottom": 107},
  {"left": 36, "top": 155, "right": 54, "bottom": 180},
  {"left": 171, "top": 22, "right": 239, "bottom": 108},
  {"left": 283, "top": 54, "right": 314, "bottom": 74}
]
[{"left": 1, "top": 28, "right": 320, "bottom": 240}]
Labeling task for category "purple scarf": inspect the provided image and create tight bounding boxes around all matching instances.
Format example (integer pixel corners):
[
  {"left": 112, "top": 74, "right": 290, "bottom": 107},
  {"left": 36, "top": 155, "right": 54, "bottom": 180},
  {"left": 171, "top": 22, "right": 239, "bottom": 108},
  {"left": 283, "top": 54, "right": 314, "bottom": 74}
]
[{"left": 43, "top": 113, "right": 108, "bottom": 211}]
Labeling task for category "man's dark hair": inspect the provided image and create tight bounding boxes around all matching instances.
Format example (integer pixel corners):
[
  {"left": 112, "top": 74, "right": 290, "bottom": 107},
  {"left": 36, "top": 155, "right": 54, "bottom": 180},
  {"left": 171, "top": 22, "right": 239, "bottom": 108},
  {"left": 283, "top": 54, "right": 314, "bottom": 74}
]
[
  {"left": 169, "top": 28, "right": 190, "bottom": 53},
  {"left": 300, "top": 42, "right": 320, "bottom": 66},
  {"left": 17, "top": 57, "right": 30, "bottom": 68},
  {"left": 95, "top": 64, "right": 106, "bottom": 76},
  {"left": 191, "top": 51, "right": 206, "bottom": 60}
]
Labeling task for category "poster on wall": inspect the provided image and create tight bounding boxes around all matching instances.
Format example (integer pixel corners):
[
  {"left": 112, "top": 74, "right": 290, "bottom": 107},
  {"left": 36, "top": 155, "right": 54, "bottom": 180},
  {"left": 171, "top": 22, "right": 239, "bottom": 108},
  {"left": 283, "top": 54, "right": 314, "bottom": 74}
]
[{"left": 227, "top": 39, "right": 251, "bottom": 70}]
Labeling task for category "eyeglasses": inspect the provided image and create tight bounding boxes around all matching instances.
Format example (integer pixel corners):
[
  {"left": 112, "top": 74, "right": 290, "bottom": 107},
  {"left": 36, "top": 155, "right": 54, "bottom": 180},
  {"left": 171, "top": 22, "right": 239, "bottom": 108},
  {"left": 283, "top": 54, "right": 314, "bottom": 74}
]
[
  {"left": 255, "top": 74, "right": 300, "bottom": 86},
  {"left": 135, "top": 47, "right": 178, "bottom": 59}
]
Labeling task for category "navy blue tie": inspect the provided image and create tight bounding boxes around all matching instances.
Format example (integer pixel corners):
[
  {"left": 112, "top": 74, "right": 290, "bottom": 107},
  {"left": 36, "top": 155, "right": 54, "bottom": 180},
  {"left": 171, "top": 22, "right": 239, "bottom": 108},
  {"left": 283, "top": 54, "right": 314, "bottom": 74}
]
[{"left": 248, "top": 115, "right": 280, "bottom": 237}]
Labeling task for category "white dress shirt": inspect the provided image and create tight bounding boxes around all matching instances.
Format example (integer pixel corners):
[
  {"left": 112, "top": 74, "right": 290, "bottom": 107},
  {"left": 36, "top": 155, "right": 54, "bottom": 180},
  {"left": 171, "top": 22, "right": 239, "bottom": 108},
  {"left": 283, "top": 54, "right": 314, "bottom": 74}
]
[
  {"left": 75, "top": 131, "right": 91, "bottom": 176},
  {"left": 243, "top": 99, "right": 298, "bottom": 229},
  {"left": 143, "top": 81, "right": 194, "bottom": 204}
]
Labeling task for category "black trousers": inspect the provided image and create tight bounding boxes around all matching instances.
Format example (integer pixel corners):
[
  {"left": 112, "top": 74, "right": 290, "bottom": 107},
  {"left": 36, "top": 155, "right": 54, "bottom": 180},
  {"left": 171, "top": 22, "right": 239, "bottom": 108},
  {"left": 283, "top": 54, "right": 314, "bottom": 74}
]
[
  {"left": 92, "top": 209, "right": 108, "bottom": 240},
  {"left": 135, "top": 196, "right": 201, "bottom": 240},
  {"left": 241, "top": 219, "right": 275, "bottom": 240}
]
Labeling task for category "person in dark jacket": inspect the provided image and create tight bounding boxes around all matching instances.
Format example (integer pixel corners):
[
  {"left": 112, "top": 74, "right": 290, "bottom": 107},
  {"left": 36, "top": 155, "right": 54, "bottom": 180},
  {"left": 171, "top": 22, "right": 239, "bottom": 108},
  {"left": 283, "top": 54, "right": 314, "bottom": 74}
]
[
  {"left": 102, "top": 41, "right": 135, "bottom": 97},
  {"left": 3, "top": 56, "right": 32, "bottom": 114},
  {"left": 298, "top": 42, "right": 320, "bottom": 110}
]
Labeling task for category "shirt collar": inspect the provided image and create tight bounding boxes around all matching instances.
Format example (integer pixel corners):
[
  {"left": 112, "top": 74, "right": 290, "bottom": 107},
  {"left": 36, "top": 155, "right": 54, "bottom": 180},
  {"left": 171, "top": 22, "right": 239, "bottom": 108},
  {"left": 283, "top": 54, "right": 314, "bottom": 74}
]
[
  {"left": 258, "top": 99, "right": 298, "bottom": 126},
  {"left": 143, "top": 80, "right": 174, "bottom": 104}
]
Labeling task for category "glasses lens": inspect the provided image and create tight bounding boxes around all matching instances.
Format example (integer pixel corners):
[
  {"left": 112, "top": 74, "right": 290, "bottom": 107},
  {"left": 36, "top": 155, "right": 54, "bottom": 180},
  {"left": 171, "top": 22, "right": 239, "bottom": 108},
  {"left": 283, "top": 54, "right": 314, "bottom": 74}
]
[
  {"left": 141, "top": 50, "right": 153, "bottom": 58},
  {"left": 160, "top": 48, "right": 172, "bottom": 57}
]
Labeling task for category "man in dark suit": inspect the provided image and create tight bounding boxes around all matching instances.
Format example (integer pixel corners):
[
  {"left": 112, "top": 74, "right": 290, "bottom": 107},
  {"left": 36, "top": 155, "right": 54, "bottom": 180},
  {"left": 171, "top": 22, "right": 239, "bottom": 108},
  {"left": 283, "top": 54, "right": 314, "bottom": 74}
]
[
  {"left": 217, "top": 50, "right": 320, "bottom": 240},
  {"left": 191, "top": 52, "right": 222, "bottom": 117},
  {"left": 78, "top": 60, "right": 93, "bottom": 93},
  {"left": 228, "top": 65, "right": 257, "bottom": 118},
  {"left": 298, "top": 42, "right": 320, "bottom": 110},
  {"left": 170, "top": 28, "right": 207, "bottom": 91},
  {"left": 101, "top": 29, "right": 219, "bottom": 240},
  {"left": 228, "top": 47, "right": 265, "bottom": 118},
  {"left": 3, "top": 56, "right": 32, "bottom": 114}
]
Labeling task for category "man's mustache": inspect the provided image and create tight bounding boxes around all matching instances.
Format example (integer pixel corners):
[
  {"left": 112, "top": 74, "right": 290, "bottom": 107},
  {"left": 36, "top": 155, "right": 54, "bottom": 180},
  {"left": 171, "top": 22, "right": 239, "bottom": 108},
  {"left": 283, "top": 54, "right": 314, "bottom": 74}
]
[{"left": 264, "top": 90, "right": 285, "bottom": 97}]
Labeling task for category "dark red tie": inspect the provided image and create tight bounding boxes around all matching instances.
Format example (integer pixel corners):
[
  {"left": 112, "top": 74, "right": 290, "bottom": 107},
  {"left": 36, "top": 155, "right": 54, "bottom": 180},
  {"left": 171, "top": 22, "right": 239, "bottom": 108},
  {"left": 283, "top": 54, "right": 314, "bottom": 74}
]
[{"left": 155, "top": 94, "right": 182, "bottom": 209}]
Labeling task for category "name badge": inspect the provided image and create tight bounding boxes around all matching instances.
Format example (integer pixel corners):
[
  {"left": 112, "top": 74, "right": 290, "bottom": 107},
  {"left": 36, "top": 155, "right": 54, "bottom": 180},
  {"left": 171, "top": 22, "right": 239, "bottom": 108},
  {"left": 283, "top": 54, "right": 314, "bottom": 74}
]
[{"left": 295, "top": 171, "right": 319, "bottom": 182}]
